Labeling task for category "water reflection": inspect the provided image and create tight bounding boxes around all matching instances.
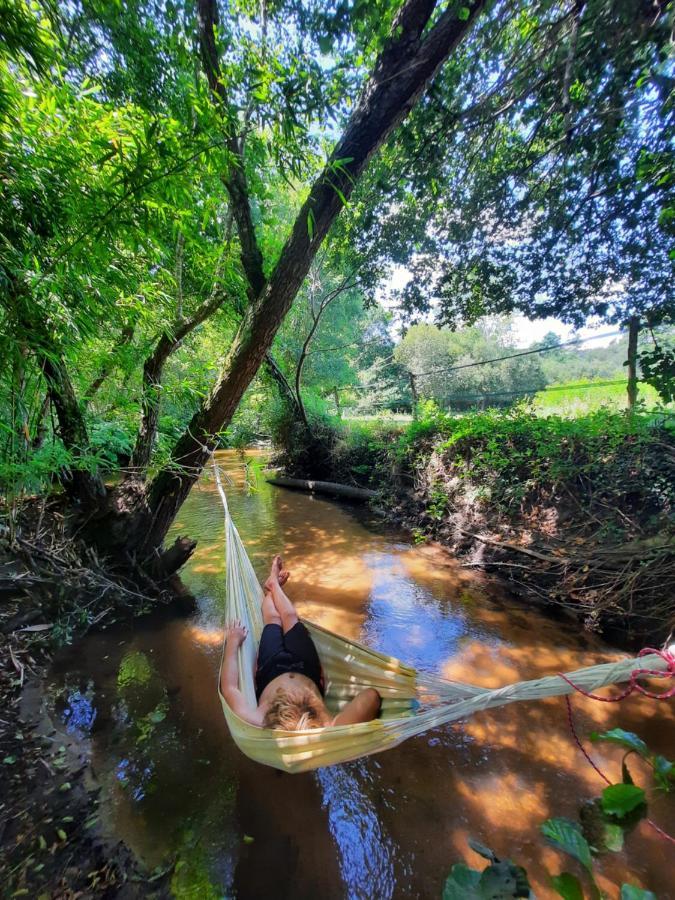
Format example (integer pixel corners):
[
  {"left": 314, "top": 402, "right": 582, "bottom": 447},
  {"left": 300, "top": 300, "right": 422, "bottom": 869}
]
[
  {"left": 45, "top": 450, "right": 675, "bottom": 899},
  {"left": 61, "top": 680, "right": 97, "bottom": 737},
  {"left": 360, "top": 552, "right": 501, "bottom": 672},
  {"left": 315, "top": 761, "right": 397, "bottom": 900}
]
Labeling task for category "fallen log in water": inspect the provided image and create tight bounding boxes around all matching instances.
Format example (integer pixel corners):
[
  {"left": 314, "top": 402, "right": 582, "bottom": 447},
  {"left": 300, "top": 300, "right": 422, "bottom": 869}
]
[{"left": 265, "top": 475, "right": 376, "bottom": 502}]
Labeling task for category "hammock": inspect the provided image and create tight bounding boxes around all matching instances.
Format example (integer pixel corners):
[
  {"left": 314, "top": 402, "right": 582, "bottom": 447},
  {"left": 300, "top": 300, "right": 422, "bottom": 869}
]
[{"left": 214, "top": 467, "right": 671, "bottom": 774}]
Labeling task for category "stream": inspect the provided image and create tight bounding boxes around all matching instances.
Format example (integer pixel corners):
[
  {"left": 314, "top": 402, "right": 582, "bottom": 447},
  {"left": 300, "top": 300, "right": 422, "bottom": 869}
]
[{"left": 46, "top": 450, "right": 674, "bottom": 898}]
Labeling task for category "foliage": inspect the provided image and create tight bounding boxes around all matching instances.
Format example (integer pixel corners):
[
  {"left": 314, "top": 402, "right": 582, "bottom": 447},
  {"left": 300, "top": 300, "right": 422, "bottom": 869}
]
[
  {"left": 395, "top": 404, "right": 671, "bottom": 512},
  {"left": 443, "top": 839, "right": 533, "bottom": 899},
  {"left": 356, "top": 0, "right": 674, "bottom": 329},
  {"left": 394, "top": 319, "right": 547, "bottom": 410},
  {"left": 446, "top": 729, "right": 672, "bottom": 899},
  {"left": 639, "top": 331, "right": 675, "bottom": 404}
]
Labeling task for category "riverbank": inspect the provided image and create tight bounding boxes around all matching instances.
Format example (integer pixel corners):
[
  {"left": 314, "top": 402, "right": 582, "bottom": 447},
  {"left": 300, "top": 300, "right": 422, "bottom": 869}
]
[
  {"left": 0, "top": 501, "right": 192, "bottom": 897},
  {"left": 272, "top": 405, "right": 675, "bottom": 645}
]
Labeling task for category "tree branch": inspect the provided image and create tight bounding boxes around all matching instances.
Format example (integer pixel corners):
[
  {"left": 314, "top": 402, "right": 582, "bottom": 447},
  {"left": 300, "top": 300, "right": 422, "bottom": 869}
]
[
  {"left": 142, "top": 0, "right": 487, "bottom": 553},
  {"left": 197, "top": 0, "right": 265, "bottom": 298},
  {"left": 128, "top": 287, "right": 230, "bottom": 475}
]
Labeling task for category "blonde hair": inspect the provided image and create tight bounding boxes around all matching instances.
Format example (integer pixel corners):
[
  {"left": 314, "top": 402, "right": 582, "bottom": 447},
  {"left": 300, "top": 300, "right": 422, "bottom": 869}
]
[{"left": 263, "top": 689, "right": 328, "bottom": 731}]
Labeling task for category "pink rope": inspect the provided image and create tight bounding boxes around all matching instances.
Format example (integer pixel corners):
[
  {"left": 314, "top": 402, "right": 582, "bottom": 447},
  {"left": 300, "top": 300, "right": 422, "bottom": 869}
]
[
  {"left": 558, "top": 648, "right": 675, "bottom": 702},
  {"left": 559, "top": 648, "right": 675, "bottom": 846}
]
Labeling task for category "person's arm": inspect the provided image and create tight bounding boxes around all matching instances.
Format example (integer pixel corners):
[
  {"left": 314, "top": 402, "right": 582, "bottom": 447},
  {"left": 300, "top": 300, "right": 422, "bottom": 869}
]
[
  {"left": 219, "top": 622, "right": 264, "bottom": 727},
  {"left": 332, "top": 687, "right": 382, "bottom": 726}
]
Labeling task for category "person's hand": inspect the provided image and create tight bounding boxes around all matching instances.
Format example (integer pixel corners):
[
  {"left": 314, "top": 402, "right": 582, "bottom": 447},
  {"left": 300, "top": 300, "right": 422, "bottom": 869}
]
[{"left": 225, "top": 620, "right": 248, "bottom": 647}]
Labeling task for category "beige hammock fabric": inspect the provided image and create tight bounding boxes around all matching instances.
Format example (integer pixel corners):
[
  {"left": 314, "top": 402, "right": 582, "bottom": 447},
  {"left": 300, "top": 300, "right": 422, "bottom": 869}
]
[{"left": 214, "top": 467, "right": 669, "bottom": 774}]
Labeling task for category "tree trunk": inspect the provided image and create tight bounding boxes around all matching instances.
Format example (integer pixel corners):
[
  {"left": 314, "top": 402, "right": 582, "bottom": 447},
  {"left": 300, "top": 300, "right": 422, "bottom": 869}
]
[
  {"left": 131, "top": 0, "right": 486, "bottom": 554},
  {"left": 128, "top": 290, "right": 230, "bottom": 474},
  {"left": 627, "top": 315, "right": 640, "bottom": 411},
  {"left": 264, "top": 352, "right": 306, "bottom": 424},
  {"left": 42, "top": 354, "right": 106, "bottom": 504},
  {"left": 409, "top": 372, "right": 419, "bottom": 418},
  {"left": 128, "top": 335, "right": 174, "bottom": 473},
  {"left": 333, "top": 387, "right": 342, "bottom": 419}
]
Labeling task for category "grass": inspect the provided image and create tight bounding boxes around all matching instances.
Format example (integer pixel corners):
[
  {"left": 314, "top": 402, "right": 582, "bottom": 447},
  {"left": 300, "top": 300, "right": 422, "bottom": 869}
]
[{"left": 530, "top": 378, "right": 663, "bottom": 416}]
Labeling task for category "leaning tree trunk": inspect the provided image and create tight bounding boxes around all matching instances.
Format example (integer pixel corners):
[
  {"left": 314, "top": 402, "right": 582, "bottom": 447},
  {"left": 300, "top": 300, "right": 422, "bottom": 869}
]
[
  {"left": 626, "top": 315, "right": 640, "bottom": 411},
  {"left": 134, "top": 0, "right": 487, "bottom": 556}
]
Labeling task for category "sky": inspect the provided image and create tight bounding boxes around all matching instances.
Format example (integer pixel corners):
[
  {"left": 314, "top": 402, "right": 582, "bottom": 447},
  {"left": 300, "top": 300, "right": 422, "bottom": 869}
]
[{"left": 381, "top": 265, "right": 623, "bottom": 348}]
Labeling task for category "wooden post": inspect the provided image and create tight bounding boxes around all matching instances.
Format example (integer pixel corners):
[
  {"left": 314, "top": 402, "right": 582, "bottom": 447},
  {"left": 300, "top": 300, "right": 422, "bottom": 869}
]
[
  {"left": 332, "top": 386, "right": 342, "bottom": 419},
  {"left": 626, "top": 315, "right": 640, "bottom": 411},
  {"left": 409, "top": 372, "right": 419, "bottom": 419}
]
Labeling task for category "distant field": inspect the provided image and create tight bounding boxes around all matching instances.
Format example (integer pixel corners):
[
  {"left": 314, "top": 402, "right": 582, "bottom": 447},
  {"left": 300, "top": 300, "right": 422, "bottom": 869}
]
[
  {"left": 342, "top": 379, "right": 673, "bottom": 424},
  {"left": 530, "top": 378, "right": 664, "bottom": 416}
]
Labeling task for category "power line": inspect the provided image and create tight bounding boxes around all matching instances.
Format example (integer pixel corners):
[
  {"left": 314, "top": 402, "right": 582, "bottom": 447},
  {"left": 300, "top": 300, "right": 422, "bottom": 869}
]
[{"left": 410, "top": 330, "right": 626, "bottom": 378}]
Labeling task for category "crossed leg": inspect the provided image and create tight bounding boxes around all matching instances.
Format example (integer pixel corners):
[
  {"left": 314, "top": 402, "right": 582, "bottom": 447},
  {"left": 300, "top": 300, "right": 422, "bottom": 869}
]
[{"left": 263, "top": 555, "right": 299, "bottom": 634}]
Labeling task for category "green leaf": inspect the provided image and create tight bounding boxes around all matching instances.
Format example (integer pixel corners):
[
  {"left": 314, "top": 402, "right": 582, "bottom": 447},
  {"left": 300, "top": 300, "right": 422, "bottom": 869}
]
[
  {"left": 652, "top": 755, "right": 675, "bottom": 791},
  {"left": 579, "top": 798, "right": 625, "bottom": 853},
  {"left": 458, "top": 6, "right": 471, "bottom": 20},
  {"left": 551, "top": 872, "right": 584, "bottom": 900},
  {"left": 540, "top": 818, "right": 593, "bottom": 871},
  {"left": 601, "top": 784, "right": 646, "bottom": 819},
  {"left": 602, "top": 823, "right": 624, "bottom": 853},
  {"left": 620, "top": 886, "right": 657, "bottom": 900},
  {"left": 590, "top": 729, "right": 649, "bottom": 759},
  {"left": 443, "top": 864, "right": 481, "bottom": 900}
]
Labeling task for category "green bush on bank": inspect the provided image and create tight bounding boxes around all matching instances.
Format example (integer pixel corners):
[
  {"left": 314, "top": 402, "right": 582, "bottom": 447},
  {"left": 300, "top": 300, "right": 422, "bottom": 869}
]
[
  {"left": 392, "top": 401, "right": 675, "bottom": 522},
  {"left": 273, "top": 400, "right": 675, "bottom": 530}
]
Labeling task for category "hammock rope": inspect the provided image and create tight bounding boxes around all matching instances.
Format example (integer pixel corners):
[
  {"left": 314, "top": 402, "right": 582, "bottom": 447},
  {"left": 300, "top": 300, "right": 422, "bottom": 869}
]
[{"left": 213, "top": 462, "right": 674, "bottom": 774}]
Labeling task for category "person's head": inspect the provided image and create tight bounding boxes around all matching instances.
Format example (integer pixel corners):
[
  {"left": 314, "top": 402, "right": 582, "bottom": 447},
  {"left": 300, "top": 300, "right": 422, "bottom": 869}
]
[{"left": 262, "top": 689, "right": 330, "bottom": 731}]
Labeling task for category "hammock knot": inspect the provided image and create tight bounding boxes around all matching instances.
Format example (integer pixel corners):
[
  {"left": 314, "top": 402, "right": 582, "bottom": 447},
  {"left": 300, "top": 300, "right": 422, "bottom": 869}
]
[{"left": 558, "top": 647, "right": 675, "bottom": 703}]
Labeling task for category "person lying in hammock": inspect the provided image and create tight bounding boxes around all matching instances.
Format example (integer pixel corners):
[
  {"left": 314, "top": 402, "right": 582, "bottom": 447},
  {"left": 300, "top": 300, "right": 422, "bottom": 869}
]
[{"left": 220, "top": 555, "right": 382, "bottom": 730}]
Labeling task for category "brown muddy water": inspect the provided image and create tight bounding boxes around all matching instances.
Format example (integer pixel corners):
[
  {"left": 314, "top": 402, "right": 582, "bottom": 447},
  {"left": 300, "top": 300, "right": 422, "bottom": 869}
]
[{"left": 47, "top": 450, "right": 674, "bottom": 898}]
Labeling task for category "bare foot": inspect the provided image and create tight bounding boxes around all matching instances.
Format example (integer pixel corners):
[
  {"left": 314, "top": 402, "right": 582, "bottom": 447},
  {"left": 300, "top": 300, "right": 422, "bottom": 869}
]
[
  {"left": 270, "top": 554, "right": 283, "bottom": 579},
  {"left": 264, "top": 554, "right": 289, "bottom": 591}
]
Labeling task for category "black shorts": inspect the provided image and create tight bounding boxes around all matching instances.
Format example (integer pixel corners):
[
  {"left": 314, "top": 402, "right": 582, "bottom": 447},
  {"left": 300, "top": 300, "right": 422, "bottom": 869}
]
[{"left": 255, "top": 622, "right": 324, "bottom": 700}]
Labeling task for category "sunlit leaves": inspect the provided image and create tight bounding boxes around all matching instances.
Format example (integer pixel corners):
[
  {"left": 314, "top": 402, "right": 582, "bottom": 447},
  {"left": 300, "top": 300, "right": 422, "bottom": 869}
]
[{"left": 443, "top": 842, "right": 533, "bottom": 899}]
